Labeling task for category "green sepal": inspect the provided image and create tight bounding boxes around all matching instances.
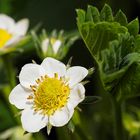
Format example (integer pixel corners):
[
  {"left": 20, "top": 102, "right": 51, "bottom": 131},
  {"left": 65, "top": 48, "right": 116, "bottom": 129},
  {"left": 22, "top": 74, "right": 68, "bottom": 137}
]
[{"left": 81, "top": 96, "right": 102, "bottom": 104}]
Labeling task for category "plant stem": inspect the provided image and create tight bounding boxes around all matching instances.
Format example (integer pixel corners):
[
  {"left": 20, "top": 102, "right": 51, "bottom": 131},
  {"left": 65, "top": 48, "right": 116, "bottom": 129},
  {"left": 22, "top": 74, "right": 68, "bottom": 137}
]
[
  {"left": 111, "top": 96, "right": 124, "bottom": 140},
  {"left": 2, "top": 54, "right": 16, "bottom": 89}
]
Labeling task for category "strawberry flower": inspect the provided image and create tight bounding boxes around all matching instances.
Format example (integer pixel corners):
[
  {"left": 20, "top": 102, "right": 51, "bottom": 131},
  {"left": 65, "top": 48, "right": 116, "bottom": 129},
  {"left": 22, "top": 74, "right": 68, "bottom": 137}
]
[{"left": 9, "top": 57, "right": 88, "bottom": 134}]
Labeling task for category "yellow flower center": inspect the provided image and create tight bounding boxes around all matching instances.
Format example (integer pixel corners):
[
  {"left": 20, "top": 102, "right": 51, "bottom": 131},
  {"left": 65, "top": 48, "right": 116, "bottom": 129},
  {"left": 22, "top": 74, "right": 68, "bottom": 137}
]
[
  {"left": 0, "top": 29, "right": 12, "bottom": 48},
  {"left": 28, "top": 73, "right": 70, "bottom": 116},
  {"left": 50, "top": 38, "right": 56, "bottom": 45}
]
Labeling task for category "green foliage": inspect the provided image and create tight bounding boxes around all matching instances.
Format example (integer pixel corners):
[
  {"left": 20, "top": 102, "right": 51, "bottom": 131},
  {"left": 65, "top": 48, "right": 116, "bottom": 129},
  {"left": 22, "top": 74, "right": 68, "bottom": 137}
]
[
  {"left": 77, "top": 5, "right": 128, "bottom": 58},
  {"left": 114, "top": 10, "right": 128, "bottom": 26},
  {"left": 123, "top": 105, "right": 140, "bottom": 137},
  {"left": 77, "top": 4, "right": 140, "bottom": 101},
  {"left": 127, "top": 18, "right": 139, "bottom": 36},
  {"left": 123, "top": 113, "right": 140, "bottom": 137},
  {"left": 100, "top": 4, "right": 113, "bottom": 22}
]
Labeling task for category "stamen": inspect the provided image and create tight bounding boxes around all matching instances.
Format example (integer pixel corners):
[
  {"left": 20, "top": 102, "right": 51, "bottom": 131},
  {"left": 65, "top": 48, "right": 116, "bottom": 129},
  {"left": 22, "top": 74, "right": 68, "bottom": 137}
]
[
  {"left": 54, "top": 73, "right": 58, "bottom": 78},
  {"left": 41, "top": 76, "right": 44, "bottom": 80},
  {"left": 0, "top": 29, "right": 12, "bottom": 48},
  {"left": 27, "top": 95, "right": 33, "bottom": 100},
  {"left": 36, "top": 78, "right": 41, "bottom": 84},
  {"left": 30, "top": 85, "right": 37, "bottom": 92},
  {"left": 30, "top": 73, "right": 70, "bottom": 116}
]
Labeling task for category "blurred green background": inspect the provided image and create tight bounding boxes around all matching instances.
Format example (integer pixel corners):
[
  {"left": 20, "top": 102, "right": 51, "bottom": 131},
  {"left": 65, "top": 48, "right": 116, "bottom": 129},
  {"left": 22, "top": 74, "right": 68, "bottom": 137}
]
[{"left": 1, "top": 0, "right": 140, "bottom": 31}]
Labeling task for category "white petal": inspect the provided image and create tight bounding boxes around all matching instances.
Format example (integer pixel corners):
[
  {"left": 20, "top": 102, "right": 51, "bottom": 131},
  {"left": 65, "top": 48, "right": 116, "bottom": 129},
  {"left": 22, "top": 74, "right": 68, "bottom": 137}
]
[
  {"left": 42, "top": 38, "right": 49, "bottom": 54},
  {"left": 19, "top": 64, "right": 45, "bottom": 89},
  {"left": 53, "top": 40, "right": 61, "bottom": 54},
  {"left": 66, "top": 66, "right": 88, "bottom": 87},
  {"left": 5, "top": 35, "right": 20, "bottom": 47},
  {"left": 0, "top": 20, "right": 6, "bottom": 29},
  {"left": 67, "top": 83, "right": 85, "bottom": 109},
  {"left": 9, "top": 84, "right": 31, "bottom": 109},
  {"left": 0, "top": 14, "right": 15, "bottom": 32},
  {"left": 50, "top": 106, "right": 74, "bottom": 127},
  {"left": 41, "top": 57, "right": 66, "bottom": 78},
  {"left": 21, "top": 108, "right": 48, "bottom": 132},
  {"left": 14, "top": 19, "right": 29, "bottom": 36}
]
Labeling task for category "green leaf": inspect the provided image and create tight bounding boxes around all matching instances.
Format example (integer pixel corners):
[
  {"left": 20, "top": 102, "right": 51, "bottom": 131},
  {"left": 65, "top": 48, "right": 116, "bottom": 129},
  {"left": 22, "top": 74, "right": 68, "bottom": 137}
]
[
  {"left": 99, "top": 33, "right": 140, "bottom": 101},
  {"left": 123, "top": 113, "right": 140, "bottom": 136},
  {"left": 80, "top": 22, "right": 127, "bottom": 57},
  {"left": 114, "top": 10, "right": 128, "bottom": 26},
  {"left": 86, "top": 5, "right": 100, "bottom": 23},
  {"left": 127, "top": 18, "right": 139, "bottom": 36},
  {"left": 85, "top": 5, "right": 94, "bottom": 22},
  {"left": 98, "top": 34, "right": 125, "bottom": 89},
  {"left": 100, "top": 4, "right": 113, "bottom": 22},
  {"left": 101, "top": 51, "right": 140, "bottom": 102},
  {"left": 113, "top": 53, "right": 140, "bottom": 101},
  {"left": 100, "top": 33, "right": 134, "bottom": 75},
  {"left": 135, "top": 35, "right": 140, "bottom": 53},
  {"left": 76, "top": 9, "right": 85, "bottom": 28},
  {"left": 77, "top": 4, "right": 140, "bottom": 101}
]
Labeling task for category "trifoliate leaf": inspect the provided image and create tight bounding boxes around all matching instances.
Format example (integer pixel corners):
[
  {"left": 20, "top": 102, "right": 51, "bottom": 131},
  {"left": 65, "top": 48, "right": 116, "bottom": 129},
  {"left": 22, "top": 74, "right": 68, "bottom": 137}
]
[{"left": 77, "top": 4, "right": 140, "bottom": 101}]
